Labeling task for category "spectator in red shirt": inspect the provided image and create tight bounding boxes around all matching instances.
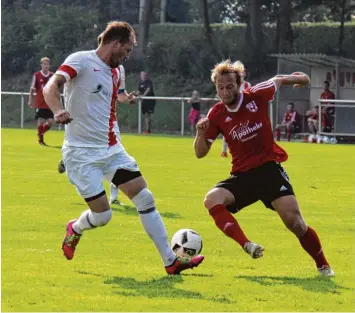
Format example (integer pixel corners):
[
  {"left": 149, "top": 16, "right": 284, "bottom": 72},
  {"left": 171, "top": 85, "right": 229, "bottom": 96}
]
[
  {"left": 321, "top": 81, "right": 335, "bottom": 132},
  {"left": 28, "top": 57, "right": 54, "bottom": 145},
  {"left": 275, "top": 102, "right": 298, "bottom": 141},
  {"left": 306, "top": 105, "right": 327, "bottom": 134}
]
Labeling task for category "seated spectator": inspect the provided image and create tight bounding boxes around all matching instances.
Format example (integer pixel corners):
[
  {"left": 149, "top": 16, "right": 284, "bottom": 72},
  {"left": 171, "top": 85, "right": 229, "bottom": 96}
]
[
  {"left": 306, "top": 105, "right": 327, "bottom": 134},
  {"left": 320, "top": 81, "right": 335, "bottom": 132},
  {"left": 188, "top": 90, "right": 204, "bottom": 136},
  {"left": 275, "top": 103, "right": 300, "bottom": 141}
]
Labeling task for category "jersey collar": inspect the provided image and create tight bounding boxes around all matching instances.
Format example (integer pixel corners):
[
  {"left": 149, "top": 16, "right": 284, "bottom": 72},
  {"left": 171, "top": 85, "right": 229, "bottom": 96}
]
[
  {"left": 225, "top": 92, "right": 244, "bottom": 113},
  {"left": 40, "top": 71, "right": 50, "bottom": 77}
]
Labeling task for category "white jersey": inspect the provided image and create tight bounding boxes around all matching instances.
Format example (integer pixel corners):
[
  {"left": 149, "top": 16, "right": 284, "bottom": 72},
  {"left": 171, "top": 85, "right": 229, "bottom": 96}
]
[
  {"left": 56, "top": 50, "right": 125, "bottom": 148},
  {"left": 239, "top": 81, "right": 251, "bottom": 92}
]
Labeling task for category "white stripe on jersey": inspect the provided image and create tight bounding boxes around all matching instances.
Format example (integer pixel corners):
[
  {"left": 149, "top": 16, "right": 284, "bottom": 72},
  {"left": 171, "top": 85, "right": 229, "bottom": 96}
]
[{"left": 250, "top": 80, "right": 277, "bottom": 93}]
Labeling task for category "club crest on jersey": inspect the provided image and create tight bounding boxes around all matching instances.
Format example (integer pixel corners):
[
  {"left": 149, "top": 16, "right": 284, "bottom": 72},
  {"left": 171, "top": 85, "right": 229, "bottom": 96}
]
[{"left": 246, "top": 101, "right": 258, "bottom": 112}]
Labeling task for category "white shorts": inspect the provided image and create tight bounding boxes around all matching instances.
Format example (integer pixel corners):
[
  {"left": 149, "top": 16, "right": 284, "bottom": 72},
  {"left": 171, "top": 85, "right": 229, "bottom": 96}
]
[{"left": 62, "top": 145, "right": 139, "bottom": 199}]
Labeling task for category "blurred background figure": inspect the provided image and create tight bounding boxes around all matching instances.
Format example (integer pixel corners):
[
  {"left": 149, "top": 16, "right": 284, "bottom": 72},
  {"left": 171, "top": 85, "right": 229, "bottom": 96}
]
[
  {"left": 275, "top": 102, "right": 301, "bottom": 142},
  {"left": 138, "top": 71, "right": 155, "bottom": 134},
  {"left": 28, "top": 57, "right": 54, "bottom": 145},
  {"left": 188, "top": 90, "right": 204, "bottom": 136}
]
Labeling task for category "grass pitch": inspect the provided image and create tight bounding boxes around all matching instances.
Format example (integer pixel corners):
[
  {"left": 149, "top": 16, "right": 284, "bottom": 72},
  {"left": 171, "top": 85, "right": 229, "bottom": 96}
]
[{"left": 2, "top": 128, "right": 355, "bottom": 312}]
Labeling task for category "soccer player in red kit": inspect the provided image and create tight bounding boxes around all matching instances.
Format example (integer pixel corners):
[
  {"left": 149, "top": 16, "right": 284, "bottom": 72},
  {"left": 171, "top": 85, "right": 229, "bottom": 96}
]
[
  {"left": 275, "top": 102, "right": 298, "bottom": 141},
  {"left": 28, "top": 57, "right": 54, "bottom": 145},
  {"left": 194, "top": 60, "right": 334, "bottom": 276}
]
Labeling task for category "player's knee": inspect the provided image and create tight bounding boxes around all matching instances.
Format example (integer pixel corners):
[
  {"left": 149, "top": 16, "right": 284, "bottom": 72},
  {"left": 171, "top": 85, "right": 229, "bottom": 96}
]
[
  {"left": 285, "top": 212, "right": 307, "bottom": 236},
  {"left": 131, "top": 188, "right": 155, "bottom": 213},
  {"left": 204, "top": 190, "right": 222, "bottom": 210},
  {"left": 91, "top": 209, "right": 112, "bottom": 227}
]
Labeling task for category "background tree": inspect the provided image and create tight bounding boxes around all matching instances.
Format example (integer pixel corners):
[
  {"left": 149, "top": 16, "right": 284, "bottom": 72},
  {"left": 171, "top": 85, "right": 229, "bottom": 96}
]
[
  {"left": 276, "top": 0, "right": 294, "bottom": 53},
  {"left": 138, "top": 0, "right": 154, "bottom": 58}
]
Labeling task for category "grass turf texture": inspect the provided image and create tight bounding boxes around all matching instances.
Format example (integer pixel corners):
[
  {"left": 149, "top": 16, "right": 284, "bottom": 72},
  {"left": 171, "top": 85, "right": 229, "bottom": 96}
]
[{"left": 2, "top": 128, "right": 355, "bottom": 312}]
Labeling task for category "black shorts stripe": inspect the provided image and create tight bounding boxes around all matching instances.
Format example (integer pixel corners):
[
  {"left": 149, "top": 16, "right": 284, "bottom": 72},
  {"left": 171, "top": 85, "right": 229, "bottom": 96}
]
[
  {"left": 84, "top": 190, "right": 106, "bottom": 203},
  {"left": 112, "top": 169, "right": 142, "bottom": 187}
]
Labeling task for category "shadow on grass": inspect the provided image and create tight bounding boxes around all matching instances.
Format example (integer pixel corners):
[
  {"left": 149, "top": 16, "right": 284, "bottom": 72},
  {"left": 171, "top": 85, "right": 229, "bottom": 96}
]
[
  {"left": 45, "top": 144, "right": 62, "bottom": 149},
  {"left": 111, "top": 203, "right": 182, "bottom": 219},
  {"left": 234, "top": 274, "right": 352, "bottom": 294},
  {"left": 78, "top": 271, "right": 232, "bottom": 303}
]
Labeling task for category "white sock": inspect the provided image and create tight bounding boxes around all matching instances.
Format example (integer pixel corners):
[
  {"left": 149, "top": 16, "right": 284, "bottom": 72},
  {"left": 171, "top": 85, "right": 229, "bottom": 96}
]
[
  {"left": 222, "top": 137, "right": 228, "bottom": 153},
  {"left": 139, "top": 209, "right": 176, "bottom": 266},
  {"left": 72, "top": 209, "right": 112, "bottom": 234},
  {"left": 110, "top": 183, "right": 119, "bottom": 202}
]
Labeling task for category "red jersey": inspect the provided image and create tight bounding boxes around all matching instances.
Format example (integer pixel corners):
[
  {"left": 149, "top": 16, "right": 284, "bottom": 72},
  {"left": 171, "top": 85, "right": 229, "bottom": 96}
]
[
  {"left": 205, "top": 80, "right": 288, "bottom": 173},
  {"left": 31, "top": 71, "right": 54, "bottom": 109},
  {"left": 282, "top": 111, "right": 296, "bottom": 123},
  {"left": 321, "top": 90, "right": 335, "bottom": 103}
]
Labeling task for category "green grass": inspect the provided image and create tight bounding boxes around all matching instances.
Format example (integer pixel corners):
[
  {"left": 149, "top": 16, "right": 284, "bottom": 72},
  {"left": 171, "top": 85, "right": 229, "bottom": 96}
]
[{"left": 2, "top": 128, "right": 355, "bottom": 312}]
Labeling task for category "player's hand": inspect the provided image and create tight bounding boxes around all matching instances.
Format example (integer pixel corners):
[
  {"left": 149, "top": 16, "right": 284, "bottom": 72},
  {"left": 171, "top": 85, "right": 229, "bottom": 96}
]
[
  {"left": 28, "top": 102, "right": 33, "bottom": 108},
  {"left": 291, "top": 72, "right": 310, "bottom": 88},
  {"left": 196, "top": 117, "right": 210, "bottom": 134},
  {"left": 126, "top": 91, "right": 136, "bottom": 105},
  {"left": 54, "top": 110, "right": 72, "bottom": 125}
]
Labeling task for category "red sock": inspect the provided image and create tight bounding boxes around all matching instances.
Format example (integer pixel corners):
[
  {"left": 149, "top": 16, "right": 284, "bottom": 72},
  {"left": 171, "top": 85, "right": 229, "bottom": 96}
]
[
  {"left": 298, "top": 226, "right": 329, "bottom": 268},
  {"left": 287, "top": 128, "right": 292, "bottom": 141},
  {"left": 37, "top": 125, "right": 44, "bottom": 136},
  {"left": 276, "top": 129, "right": 281, "bottom": 141},
  {"left": 42, "top": 123, "right": 50, "bottom": 134},
  {"left": 209, "top": 204, "right": 249, "bottom": 248}
]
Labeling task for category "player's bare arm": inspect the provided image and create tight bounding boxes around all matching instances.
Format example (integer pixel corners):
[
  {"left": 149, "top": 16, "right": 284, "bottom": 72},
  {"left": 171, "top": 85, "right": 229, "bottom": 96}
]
[
  {"left": 43, "top": 74, "right": 72, "bottom": 124},
  {"left": 194, "top": 117, "right": 211, "bottom": 158},
  {"left": 272, "top": 72, "right": 310, "bottom": 89},
  {"left": 117, "top": 91, "right": 136, "bottom": 104}
]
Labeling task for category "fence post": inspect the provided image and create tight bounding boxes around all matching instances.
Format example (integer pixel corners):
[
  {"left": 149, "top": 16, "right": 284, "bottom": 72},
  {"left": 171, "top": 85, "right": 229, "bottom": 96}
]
[
  {"left": 138, "top": 98, "right": 142, "bottom": 134},
  {"left": 181, "top": 98, "right": 185, "bottom": 136},
  {"left": 20, "top": 94, "right": 24, "bottom": 129},
  {"left": 318, "top": 103, "right": 322, "bottom": 134}
]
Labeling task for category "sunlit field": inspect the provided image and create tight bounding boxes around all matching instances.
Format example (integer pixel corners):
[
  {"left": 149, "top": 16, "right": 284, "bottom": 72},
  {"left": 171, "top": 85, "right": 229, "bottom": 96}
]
[{"left": 2, "top": 128, "right": 355, "bottom": 312}]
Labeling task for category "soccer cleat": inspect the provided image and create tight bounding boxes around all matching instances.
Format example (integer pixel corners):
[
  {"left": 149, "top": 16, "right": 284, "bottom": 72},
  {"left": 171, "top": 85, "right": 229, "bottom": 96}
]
[
  {"left": 318, "top": 265, "right": 335, "bottom": 277},
  {"left": 110, "top": 199, "right": 121, "bottom": 205},
  {"left": 143, "top": 130, "right": 151, "bottom": 134},
  {"left": 58, "top": 159, "right": 66, "bottom": 174},
  {"left": 221, "top": 152, "right": 228, "bottom": 158},
  {"left": 243, "top": 242, "right": 265, "bottom": 259},
  {"left": 165, "top": 255, "right": 204, "bottom": 275},
  {"left": 62, "top": 219, "right": 82, "bottom": 260}
]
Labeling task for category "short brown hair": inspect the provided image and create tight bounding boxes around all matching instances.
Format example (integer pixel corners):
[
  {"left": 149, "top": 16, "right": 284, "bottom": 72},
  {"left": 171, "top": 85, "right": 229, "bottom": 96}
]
[
  {"left": 211, "top": 59, "right": 245, "bottom": 86},
  {"left": 100, "top": 21, "right": 136, "bottom": 45},
  {"left": 40, "top": 57, "right": 51, "bottom": 64}
]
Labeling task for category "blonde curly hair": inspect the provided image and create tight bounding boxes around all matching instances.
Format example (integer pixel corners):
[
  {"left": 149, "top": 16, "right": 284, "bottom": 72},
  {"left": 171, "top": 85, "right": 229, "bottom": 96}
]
[{"left": 211, "top": 60, "right": 245, "bottom": 86}]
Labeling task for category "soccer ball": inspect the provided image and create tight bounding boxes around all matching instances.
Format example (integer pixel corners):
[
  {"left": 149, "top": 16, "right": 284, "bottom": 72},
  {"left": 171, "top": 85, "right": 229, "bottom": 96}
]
[
  {"left": 171, "top": 229, "right": 202, "bottom": 258},
  {"left": 322, "top": 136, "right": 330, "bottom": 144},
  {"left": 329, "top": 137, "right": 338, "bottom": 144}
]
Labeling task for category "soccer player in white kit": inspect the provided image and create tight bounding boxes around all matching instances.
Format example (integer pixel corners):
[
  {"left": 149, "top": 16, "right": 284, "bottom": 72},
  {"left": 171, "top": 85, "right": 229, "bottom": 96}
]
[{"left": 43, "top": 21, "right": 204, "bottom": 275}]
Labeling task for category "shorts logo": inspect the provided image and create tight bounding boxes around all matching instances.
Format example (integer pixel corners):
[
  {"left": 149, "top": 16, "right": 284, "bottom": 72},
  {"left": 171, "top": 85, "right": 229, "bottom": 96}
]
[
  {"left": 246, "top": 101, "right": 258, "bottom": 112},
  {"left": 280, "top": 185, "right": 288, "bottom": 191}
]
